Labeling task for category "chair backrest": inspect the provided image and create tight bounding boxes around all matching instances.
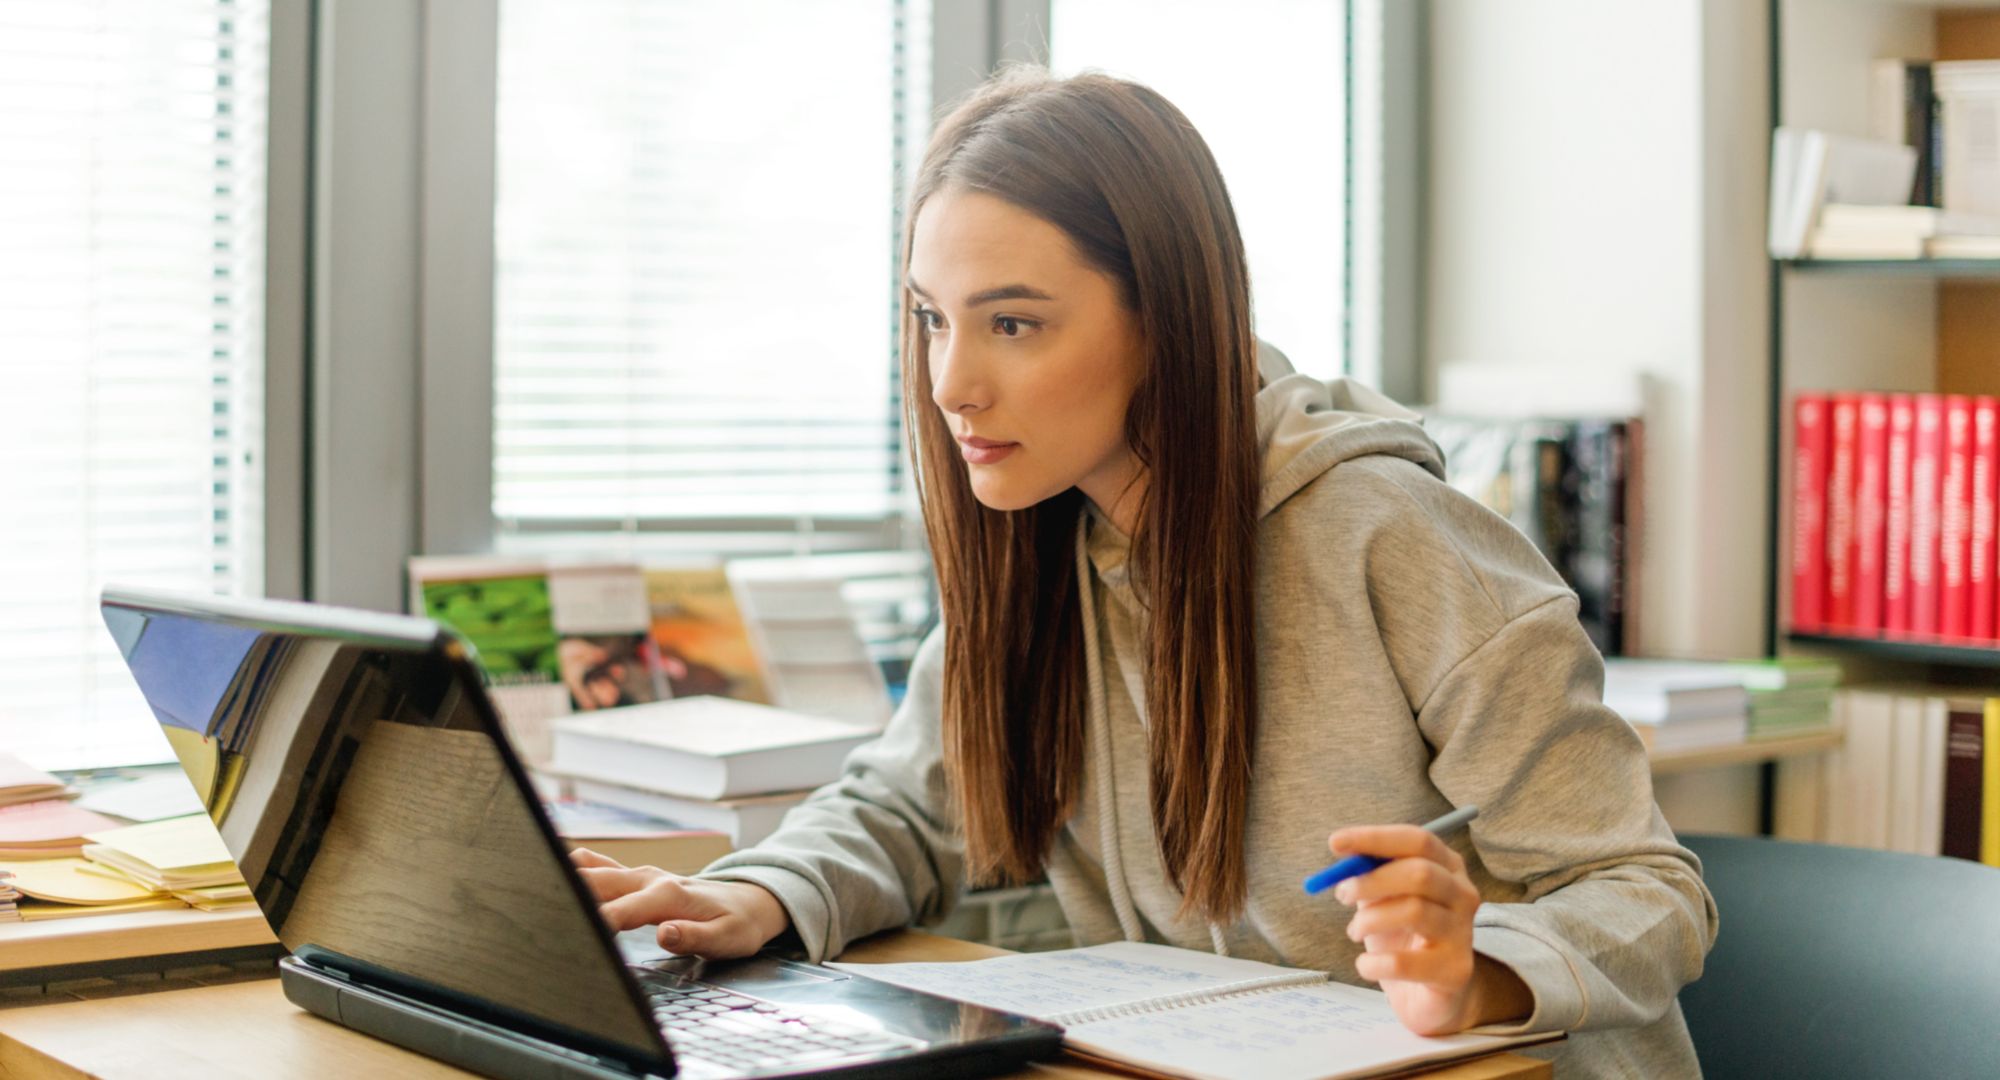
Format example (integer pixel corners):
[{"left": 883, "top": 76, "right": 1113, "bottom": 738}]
[{"left": 1678, "top": 833, "right": 2000, "bottom": 1079}]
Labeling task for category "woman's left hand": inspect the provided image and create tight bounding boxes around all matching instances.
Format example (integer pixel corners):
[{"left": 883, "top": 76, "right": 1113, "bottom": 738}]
[{"left": 1326, "top": 824, "right": 1531, "bottom": 1036}]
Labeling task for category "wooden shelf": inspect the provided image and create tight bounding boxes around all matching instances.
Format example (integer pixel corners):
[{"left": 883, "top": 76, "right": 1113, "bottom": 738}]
[
  {"left": 0, "top": 906, "right": 277, "bottom": 979},
  {"left": 1787, "top": 632, "right": 2000, "bottom": 670},
  {"left": 1648, "top": 729, "right": 1843, "bottom": 776}
]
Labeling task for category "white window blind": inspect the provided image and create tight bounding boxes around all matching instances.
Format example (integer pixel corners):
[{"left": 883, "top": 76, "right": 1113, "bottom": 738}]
[
  {"left": 1051, "top": 0, "right": 1348, "bottom": 380},
  {"left": 0, "top": 0, "right": 268, "bottom": 769},
  {"left": 492, "top": 0, "right": 930, "bottom": 531}
]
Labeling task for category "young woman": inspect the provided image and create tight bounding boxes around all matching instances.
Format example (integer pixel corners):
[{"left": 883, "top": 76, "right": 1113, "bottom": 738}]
[{"left": 571, "top": 68, "right": 1717, "bottom": 1077}]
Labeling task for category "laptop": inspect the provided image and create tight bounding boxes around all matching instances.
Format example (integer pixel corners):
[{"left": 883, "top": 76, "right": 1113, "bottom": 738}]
[{"left": 99, "top": 586, "right": 1064, "bottom": 1080}]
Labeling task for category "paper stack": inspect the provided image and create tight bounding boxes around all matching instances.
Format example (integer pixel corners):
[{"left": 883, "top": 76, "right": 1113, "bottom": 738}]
[
  {"left": 80, "top": 815, "right": 255, "bottom": 912},
  {"left": 0, "top": 870, "right": 17, "bottom": 922},
  {"left": 0, "top": 857, "right": 185, "bottom": 920},
  {"left": 0, "top": 798, "right": 120, "bottom": 859},
  {"left": 0, "top": 752, "right": 77, "bottom": 809}
]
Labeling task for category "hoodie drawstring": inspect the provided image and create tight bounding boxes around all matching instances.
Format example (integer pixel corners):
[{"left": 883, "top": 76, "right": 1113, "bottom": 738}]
[{"left": 1076, "top": 517, "right": 1230, "bottom": 958}]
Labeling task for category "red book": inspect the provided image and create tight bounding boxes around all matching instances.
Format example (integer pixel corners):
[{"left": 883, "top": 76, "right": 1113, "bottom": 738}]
[
  {"left": 1974, "top": 397, "right": 2000, "bottom": 641},
  {"left": 1852, "top": 394, "right": 1890, "bottom": 632},
  {"left": 1825, "top": 396, "right": 1860, "bottom": 630},
  {"left": 1792, "top": 395, "right": 1830, "bottom": 633},
  {"left": 1942, "top": 396, "right": 1974, "bottom": 639},
  {"left": 1912, "top": 394, "right": 1946, "bottom": 637},
  {"left": 1886, "top": 395, "right": 1916, "bottom": 636}
]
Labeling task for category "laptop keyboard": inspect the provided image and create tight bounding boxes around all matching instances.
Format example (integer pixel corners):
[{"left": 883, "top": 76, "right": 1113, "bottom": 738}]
[{"left": 647, "top": 984, "right": 926, "bottom": 1078}]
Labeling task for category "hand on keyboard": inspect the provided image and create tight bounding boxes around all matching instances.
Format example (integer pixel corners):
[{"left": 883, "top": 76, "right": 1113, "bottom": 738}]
[{"left": 571, "top": 847, "right": 791, "bottom": 959}]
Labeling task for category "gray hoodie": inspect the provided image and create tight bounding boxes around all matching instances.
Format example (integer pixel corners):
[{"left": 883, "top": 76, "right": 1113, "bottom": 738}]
[{"left": 699, "top": 370, "right": 1718, "bottom": 1078}]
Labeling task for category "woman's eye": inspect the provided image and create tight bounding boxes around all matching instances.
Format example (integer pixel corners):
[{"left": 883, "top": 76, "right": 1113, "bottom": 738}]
[
  {"left": 914, "top": 307, "right": 945, "bottom": 333},
  {"left": 993, "top": 316, "right": 1034, "bottom": 337}
]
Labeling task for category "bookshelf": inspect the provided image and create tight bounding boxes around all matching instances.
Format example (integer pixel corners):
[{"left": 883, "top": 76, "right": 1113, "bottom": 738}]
[{"left": 1767, "top": 0, "right": 2000, "bottom": 676}]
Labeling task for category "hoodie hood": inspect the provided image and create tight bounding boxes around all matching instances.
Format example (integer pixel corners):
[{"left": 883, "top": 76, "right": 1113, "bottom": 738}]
[{"left": 1254, "top": 372, "right": 1446, "bottom": 519}]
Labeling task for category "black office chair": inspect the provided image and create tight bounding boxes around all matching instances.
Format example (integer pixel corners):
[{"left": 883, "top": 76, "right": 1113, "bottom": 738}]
[{"left": 1678, "top": 833, "right": 2000, "bottom": 1079}]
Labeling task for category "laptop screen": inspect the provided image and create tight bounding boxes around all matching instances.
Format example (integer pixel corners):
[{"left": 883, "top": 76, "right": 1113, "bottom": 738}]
[{"left": 101, "top": 588, "right": 671, "bottom": 1066}]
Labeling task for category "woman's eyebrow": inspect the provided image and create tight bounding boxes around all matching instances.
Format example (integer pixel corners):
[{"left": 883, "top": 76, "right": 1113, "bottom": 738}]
[{"left": 905, "top": 277, "right": 1055, "bottom": 306}]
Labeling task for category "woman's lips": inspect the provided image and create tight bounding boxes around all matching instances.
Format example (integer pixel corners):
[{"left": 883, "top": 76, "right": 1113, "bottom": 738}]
[{"left": 958, "top": 437, "right": 1018, "bottom": 465}]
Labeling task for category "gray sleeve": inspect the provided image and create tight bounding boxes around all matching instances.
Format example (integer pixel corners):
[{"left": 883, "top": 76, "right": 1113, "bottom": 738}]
[
  {"left": 693, "top": 625, "right": 963, "bottom": 962},
  {"left": 1416, "top": 595, "right": 1720, "bottom": 1035}
]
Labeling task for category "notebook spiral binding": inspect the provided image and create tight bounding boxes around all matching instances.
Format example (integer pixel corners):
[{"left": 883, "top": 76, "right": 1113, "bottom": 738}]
[{"left": 1047, "top": 971, "right": 1332, "bottom": 1028}]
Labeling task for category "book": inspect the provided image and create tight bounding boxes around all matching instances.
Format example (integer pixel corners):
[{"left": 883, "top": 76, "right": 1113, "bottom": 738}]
[
  {"left": 543, "top": 797, "right": 733, "bottom": 874},
  {"left": 1853, "top": 394, "right": 1889, "bottom": 632},
  {"left": 1871, "top": 60, "right": 1939, "bottom": 206},
  {"left": 1825, "top": 395, "right": 1859, "bottom": 628},
  {"left": 828, "top": 941, "right": 1556, "bottom": 1080},
  {"left": 1941, "top": 397, "right": 1974, "bottom": 638},
  {"left": 1911, "top": 395, "right": 1946, "bottom": 636},
  {"left": 1936, "top": 61, "right": 2000, "bottom": 219},
  {"left": 550, "top": 696, "right": 876, "bottom": 801},
  {"left": 1792, "top": 395, "right": 1829, "bottom": 633},
  {"left": 1974, "top": 398, "right": 1999, "bottom": 641},
  {"left": 1767, "top": 128, "right": 1918, "bottom": 259},
  {"left": 0, "top": 857, "right": 166, "bottom": 905},
  {"left": 1601, "top": 660, "right": 1752, "bottom": 725},
  {"left": 1986, "top": 699, "right": 2000, "bottom": 868},
  {"left": 1886, "top": 394, "right": 1916, "bottom": 635},
  {"left": 645, "top": 566, "right": 770, "bottom": 704},
  {"left": 559, "top": 778, "right": 810, "bottom": 848},
  {"left": 1943, "top": 701, "right": 1986, "bottom": 862}
]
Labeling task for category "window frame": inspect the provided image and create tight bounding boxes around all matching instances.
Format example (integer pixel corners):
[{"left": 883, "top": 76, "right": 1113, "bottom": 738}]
[{"left": 295, "top": 0, "right": 1407, "bottom": 613}]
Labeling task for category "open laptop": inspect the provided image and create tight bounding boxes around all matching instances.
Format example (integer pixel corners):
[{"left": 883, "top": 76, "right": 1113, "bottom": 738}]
[{"left": 99, "top": 586, "right": 1063, "bottom": 1080}]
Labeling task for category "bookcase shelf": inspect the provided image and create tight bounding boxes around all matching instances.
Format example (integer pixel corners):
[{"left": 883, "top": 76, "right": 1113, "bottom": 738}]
[
  {"left": 1786, "top": 631, "right": 2000, "bottom": 669},
  {"left": 1782, "top": 258, "right": 2000, "bottom": 278},
  {"left": 1648, "top": 729, "right": 1844, "bottom": 777}
]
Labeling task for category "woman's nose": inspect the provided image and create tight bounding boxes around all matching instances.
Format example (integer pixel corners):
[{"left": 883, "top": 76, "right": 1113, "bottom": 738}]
[{"left": 929, "top": 338, "right": 986, "bottom": 415}]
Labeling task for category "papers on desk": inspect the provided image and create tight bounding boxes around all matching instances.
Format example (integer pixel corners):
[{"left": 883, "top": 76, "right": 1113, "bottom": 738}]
[
  {"left": 0, "top": 814, "right": 258, "bottom": 920},
  {"left": 0, "top": 799, "right": 120, "bottom": 858},
  {"left": 75, "top": 772, "right": 207, "bottom": 823},
  {"left": 0, "top": 753, "right": 77, "bottom": 809},
  {"left": 831, "top": 941, "right": 1557, "bottom": 1080}
]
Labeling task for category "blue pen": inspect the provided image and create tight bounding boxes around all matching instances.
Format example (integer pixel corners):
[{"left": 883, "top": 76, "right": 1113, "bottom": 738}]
[{"left": 1303, "top": 805, "right": 1481, "bottom": 895}]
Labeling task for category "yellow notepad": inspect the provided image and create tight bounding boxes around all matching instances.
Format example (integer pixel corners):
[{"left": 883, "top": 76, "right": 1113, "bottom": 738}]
[
  {"left": 0, "top": 857, "right": 162, "bottom": 904},
  {"left": 81, "top": 813, "right": 241, "bottom": 889}
]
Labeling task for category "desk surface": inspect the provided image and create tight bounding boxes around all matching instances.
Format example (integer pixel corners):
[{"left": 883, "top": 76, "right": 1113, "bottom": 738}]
[{"left": 0, "top": 930, "right": 1551, "bottom": 1080}]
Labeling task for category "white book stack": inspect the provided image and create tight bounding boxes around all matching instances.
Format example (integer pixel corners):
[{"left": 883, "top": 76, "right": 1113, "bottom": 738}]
[
  {"left": 549, "top": 696, "right": 876, "bottom": 802},
  {"left": 1601, "top": 659, "right": 1751, "bottom": 752}
]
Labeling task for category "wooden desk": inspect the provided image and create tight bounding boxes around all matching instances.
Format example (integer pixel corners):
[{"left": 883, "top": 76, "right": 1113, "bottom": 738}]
[
  {"left": 0, "top": 930, "right": 1551, "bottom": 1080},
  {"left": 0, "top": 907, "right": 278, "bottom": 985}
]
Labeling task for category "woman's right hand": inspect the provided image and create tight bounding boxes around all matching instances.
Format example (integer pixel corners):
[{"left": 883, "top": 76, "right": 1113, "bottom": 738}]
[{"left": 570, "top": 847, "right": 792, "bottom": 958}]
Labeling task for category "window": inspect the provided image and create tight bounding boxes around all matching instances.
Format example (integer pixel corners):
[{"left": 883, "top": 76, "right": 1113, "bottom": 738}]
[
  {"left": 0, "top": 0, "right": 270, "bottom": 769},
  {"left": 491, "top": 0, "right": 931, "bottom": 541},
  {"left": 1051, "top": 0, "right": 1348, "bottom": 379}
]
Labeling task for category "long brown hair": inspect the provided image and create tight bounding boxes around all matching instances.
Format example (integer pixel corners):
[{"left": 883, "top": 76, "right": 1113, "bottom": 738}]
[{"left": 902, "top": 67, "right": 1261, "bottom": 924}]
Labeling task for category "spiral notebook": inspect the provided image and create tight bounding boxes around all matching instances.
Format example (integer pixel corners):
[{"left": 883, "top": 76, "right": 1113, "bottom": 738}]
[{"left": 828, "top": 941, "right": 1558, "bottom": 1080}]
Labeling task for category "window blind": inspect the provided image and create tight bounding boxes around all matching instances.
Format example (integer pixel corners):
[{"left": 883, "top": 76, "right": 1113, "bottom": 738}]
[
  {"left": 492, "top": 0, "right": 928, "bottom": 527},
  {"left": 0, "top": 0, "right": 269, "bottom": 769},
  {"left": 1051, "top": 0, "right": 1348, "bottom": 379},
  {"left": 490, "top": 0, "right": 934, "bottom": 668}
]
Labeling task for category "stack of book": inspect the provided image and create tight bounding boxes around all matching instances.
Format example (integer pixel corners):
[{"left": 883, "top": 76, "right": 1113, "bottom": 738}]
[
  {"left": 546, "top": 696, "right": 877, "bottom": 850},
  {"left": 408, "top": 556, "right": 893, "bottom": 769},
  {"left": 1804, "top": 203, "right": 2000, "bottom": 260},
  {"left": 1791, "top": 393, "right": 2000, "bottom": 647},
  {"left": 1725, "top": 658, "right": 1841, "bottom": 740},
  {"left": 0, "top": 870, "right": 16, "bottom": 921},
  {"left": 1425, "top": 414, "right": 1644, "bottom": 657},
  {"left": 1601, "top": 660, "right": 1752, "bottom": 752},
  {"left": 1787, "top": 688, "right": 2000, "bottom": 864}
]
